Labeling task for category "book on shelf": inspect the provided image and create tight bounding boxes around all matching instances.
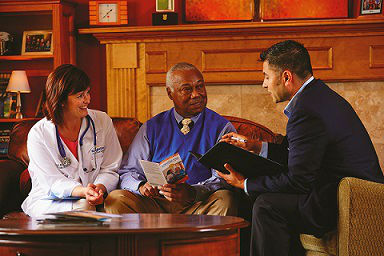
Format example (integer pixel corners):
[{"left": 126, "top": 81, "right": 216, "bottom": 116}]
[
  {"left": 189, "top": 142, "right": 287, "bottom": 178},
  {"left": 0, "top": 128, "right": 11, "bottom": 155},
  {"left": 0, "top": 73, "right": 11, "bottom": 118},
  {"left": 139, "top": 153, "right": 188, "bottom": 187}
]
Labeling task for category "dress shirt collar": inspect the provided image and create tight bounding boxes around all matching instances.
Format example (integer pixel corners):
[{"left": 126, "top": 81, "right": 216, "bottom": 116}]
[
  {"left": 284, "top": 76, "right": 314, "bottom": 119},
  {"left": 173, "top": 108, "right": 202, "bottom": 124}
]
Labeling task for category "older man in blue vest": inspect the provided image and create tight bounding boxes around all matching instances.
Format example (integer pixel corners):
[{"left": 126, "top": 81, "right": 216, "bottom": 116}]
[{"left": 105, "top": 62, "right": 237, "bottom": 216}]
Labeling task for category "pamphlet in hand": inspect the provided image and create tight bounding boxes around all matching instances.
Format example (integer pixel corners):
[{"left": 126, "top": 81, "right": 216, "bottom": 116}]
[
  {"left": 139, "top": 153, "right": 188, "bottom": 187},
  {"left": 190, "top": 142, "right": 286, "bottom": 178}
]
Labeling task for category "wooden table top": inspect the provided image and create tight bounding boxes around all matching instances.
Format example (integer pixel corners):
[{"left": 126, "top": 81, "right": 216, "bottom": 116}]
[{"left": 0, "top": 214, "right": 249, "bottom": 236}]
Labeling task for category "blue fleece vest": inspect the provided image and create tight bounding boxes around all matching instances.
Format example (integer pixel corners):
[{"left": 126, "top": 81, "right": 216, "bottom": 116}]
[{"left": 147, "top": 108, "right": 228, "bottom": 184}]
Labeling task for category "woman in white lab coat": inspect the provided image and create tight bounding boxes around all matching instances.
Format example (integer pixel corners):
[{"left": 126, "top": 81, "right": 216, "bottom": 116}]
[{"left": 21, "top": 64, "right": 122, "bottom": 217}]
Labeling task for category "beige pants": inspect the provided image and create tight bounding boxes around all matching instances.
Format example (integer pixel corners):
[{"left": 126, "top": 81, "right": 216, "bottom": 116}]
[
  {"left": 104, "top": 189, "right": 238, "bottom": 216},
  {"left": 72, "top": 199, "right": 96, "bottom": 211}
]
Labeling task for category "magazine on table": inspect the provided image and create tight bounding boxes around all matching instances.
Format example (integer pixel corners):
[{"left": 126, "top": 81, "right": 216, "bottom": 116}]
[
  {"left": 37, "top": 210, "right": 122, "bottom": 225},
  {"left": 139, "top": 153, "right": 188, "bottom": 187}
]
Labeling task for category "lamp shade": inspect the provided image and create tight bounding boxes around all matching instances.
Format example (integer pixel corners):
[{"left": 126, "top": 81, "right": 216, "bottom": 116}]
[{"left": 6, "top": 70, "right": 31, "bottom": 93}]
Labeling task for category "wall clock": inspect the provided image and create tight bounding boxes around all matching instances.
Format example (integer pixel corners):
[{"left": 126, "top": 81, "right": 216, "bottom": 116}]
[{"left": 89, "top": 1, "right": 128, "bottom": 26}]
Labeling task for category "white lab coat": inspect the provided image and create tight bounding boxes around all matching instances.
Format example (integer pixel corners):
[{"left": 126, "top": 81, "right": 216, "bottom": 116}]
[{"left": 21, "top": 109, "right": 122, "bottom": 217}]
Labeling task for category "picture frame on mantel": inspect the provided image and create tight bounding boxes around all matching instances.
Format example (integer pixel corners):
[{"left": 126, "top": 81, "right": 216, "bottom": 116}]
[
  {"left": 156, "top": 0, "right": 174, "bottom": 12},
  {"left": 360, "top": 0, "right": 383, "bottom": 15}
]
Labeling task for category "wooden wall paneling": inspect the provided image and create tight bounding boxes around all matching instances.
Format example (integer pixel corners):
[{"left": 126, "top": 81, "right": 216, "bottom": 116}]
[
  {"left": 64, "top": 3, "right": 76, "bottom": 65},
  {"left": 106, "top": 44, "right": 137, "bottom": 118},
  {"left": 201, "top": 49, "right": 264, "bottom": 72},
  {"left": 52, "top": 3, "right": 63, "bottom": 67},
  {"left": 145, "top": 51, "right": 168, "bottom": 73},
  {"left": 136, "top": 43, "right": 150, "bottom": 122},
  {"left": 307, "top": 47, "right": 333, "bottom": 70},
  {"left": 370, "top": 45, "right": 384, "bottom": 68},
  {"left": 52, "top": 2, "right": 76, "bottom": 67},
  {"left": 79, "top": 19, "right": 384, "bottom": 121}
]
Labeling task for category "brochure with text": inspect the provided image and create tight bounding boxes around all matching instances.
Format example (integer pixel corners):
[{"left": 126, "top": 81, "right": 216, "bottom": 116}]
[{"left": 139, "top": 153, "right": 188, "bottom": 187}]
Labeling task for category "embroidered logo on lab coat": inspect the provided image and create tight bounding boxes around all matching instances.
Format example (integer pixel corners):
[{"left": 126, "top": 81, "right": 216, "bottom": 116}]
[{"left": 91, "top": 146, "right": 105, "bottom": 154}]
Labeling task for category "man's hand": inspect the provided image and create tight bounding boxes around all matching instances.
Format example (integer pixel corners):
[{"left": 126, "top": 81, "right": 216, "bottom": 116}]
[
  {"left": 139, "top": 182, "right": 160, "bottom": 197},
  {"left": 216, "top": 163, "right": 245, "bottom": 189},
  {"left": 221, "top": 132, "right": 262, "bottom": 154},
  {"left": 159, "top": 183, "right": 196, "bottom": 205}
]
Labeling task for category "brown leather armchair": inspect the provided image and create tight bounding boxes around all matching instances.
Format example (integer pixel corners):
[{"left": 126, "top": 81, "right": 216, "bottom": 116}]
[{"left": 0, "top": 115, "right": 281, "bottom": 218}]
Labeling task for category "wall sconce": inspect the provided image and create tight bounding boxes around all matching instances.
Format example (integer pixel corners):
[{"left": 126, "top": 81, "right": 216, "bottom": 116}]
[{"left": 6, "top": 70, "right": 31, "bottom": 119}]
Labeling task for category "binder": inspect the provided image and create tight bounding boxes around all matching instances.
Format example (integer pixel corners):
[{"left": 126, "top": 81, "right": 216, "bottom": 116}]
[{"left": 190, "top": 142, "right": 286, "bottom": 178}]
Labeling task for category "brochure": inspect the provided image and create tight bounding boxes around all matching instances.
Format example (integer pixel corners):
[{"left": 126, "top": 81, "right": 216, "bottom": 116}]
[{"left": 139, "top": 153, "right": 188, "bottom": 187}]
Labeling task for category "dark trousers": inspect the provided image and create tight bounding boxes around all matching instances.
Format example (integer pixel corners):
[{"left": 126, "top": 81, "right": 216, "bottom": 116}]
[{"left": 250, "top": 193, "right": 306, "bottom": 256}]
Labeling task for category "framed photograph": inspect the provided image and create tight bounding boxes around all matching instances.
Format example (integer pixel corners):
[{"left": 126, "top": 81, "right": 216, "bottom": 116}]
[
  {"left": 360, "top": 0, "right": 383, "bottom": 15},
  {"left": 21, "top": 30, "right": 53, "bottom": 55},
  {"left": 156, "top": 0, "right": 174, "bottom": 12}
]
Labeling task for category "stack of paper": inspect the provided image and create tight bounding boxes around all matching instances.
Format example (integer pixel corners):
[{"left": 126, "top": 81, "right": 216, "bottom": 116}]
[{"left": 37, "top": 211, "right": 121, "bottom": 225}]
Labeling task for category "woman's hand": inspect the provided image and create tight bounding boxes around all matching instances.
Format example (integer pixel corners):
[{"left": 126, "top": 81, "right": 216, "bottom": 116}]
[
  {"left": 81, "top": 183, "right": 104, "bottom": 206},
  {"left": 221, "top": 132, "right": 262, "bottom": 154}
]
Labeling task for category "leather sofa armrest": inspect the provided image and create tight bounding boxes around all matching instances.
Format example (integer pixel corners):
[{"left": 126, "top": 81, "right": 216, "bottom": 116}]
[
  {"left": 0, "top": 159, "right": 26, "bottom": 218},
  {"left": 338, "top": 177, "right": 384, "bottom": 256}
]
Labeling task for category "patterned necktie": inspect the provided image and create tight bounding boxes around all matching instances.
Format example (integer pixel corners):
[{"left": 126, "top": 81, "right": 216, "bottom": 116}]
[{"left": 180, "top": 118, "right": 192, "bottom": 135}]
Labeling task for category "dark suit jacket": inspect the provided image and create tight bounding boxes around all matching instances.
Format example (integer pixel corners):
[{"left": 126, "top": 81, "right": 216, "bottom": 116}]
[{"left": 247, "top": 79, "right": 384, "bottom": 236}]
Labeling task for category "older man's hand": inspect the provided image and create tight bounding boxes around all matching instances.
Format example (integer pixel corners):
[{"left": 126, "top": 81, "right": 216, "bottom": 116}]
[{"left": 159, "top": 183, "right": 196, "bottom": 205}]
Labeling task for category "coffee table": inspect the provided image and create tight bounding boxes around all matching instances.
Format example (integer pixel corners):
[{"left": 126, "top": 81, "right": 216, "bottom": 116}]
[{"left": 0, "top": 213, "right": 248, "bottom": 256}]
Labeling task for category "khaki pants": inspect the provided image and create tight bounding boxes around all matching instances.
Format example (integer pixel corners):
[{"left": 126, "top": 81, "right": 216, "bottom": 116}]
[
  {"left": 72, "top": 199, "right": 96, "bottom": 211},
  {"left": 104, "top": 189, "right": 238, "bottom": 216}
]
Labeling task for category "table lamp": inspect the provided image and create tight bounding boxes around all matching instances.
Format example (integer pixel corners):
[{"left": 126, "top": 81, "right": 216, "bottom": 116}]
[{"left": 6, "top": 70, "right": 31, "bottom": 119}]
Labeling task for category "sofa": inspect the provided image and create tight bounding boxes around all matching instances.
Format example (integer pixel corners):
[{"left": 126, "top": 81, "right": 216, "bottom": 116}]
[
  {"left": 0, "top": 115, "right": 281, "bottom": 218},
  {"left": 1, "top": 116, "right": 384, "bottom": 256}
]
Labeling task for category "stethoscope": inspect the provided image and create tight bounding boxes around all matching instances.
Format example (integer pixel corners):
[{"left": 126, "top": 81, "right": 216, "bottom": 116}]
[{"left": 56, "top": 114, "right": 97, "bottom": 172}]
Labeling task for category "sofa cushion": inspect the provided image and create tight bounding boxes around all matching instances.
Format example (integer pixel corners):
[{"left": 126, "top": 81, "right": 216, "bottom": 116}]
[
  {"left": 300, "top": 232, "right": 337, "bottom": 256},
  {"left": 111, "top": 117, "right": 142, "bottom": 153}
]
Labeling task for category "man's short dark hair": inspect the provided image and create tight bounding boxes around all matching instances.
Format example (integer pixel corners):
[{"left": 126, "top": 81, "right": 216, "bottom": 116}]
[{"left": 260, "top": 40, "right": 313, "bottom": 79}]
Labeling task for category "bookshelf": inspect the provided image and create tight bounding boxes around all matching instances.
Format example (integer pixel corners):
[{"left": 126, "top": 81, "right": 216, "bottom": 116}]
[{"left": 0, "top": 0, "right": 76, "bottom": 118}]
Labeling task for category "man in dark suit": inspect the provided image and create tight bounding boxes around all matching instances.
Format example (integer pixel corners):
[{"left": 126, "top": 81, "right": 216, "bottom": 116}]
[{"left": 218, "top": 40, "right": 384, "bottom": 256}]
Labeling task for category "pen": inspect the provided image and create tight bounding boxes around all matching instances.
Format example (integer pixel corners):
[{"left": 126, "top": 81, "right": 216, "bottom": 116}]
[{"left": 231, "top": 136, "right": 247, "bottom": 143}]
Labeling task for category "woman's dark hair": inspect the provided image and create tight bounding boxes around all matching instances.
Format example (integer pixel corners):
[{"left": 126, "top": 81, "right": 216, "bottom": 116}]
[
  {"left": 43, "top": 64, "right": 90, "bottom": 125},
  {"left": 260, "top": 40, "right": 313, "bottom": 79}
]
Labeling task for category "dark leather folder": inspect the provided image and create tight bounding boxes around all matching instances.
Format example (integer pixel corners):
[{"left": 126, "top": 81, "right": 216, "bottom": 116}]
[{"left": 190, "top": 142, "right": 286, "bottom": 178}]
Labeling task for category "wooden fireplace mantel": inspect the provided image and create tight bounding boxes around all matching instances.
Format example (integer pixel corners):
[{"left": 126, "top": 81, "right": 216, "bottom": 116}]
[{"left": 79, "top": 19, "right": 384, "bottom": 122}]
